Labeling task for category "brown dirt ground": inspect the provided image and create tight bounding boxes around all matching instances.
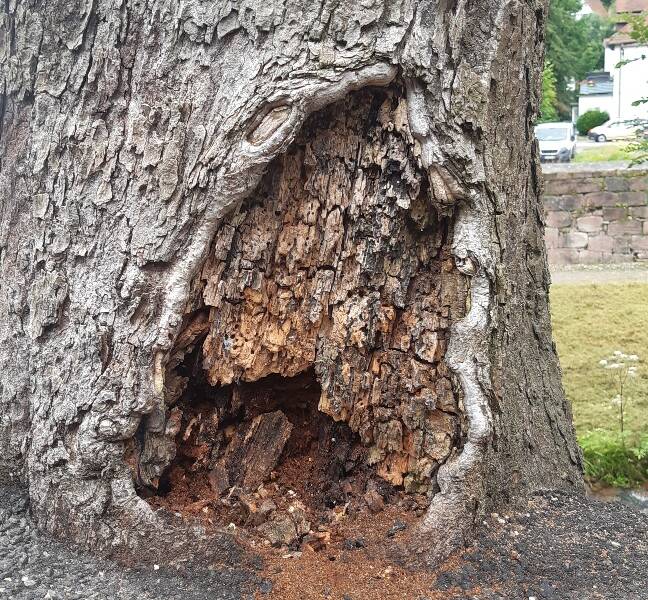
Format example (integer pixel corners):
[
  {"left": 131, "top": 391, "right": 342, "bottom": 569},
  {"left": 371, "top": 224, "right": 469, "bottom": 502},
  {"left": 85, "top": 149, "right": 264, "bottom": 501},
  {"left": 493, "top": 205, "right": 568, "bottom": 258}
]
[
  {"left": 2, "top": 483, "right": 646, "bottom": 600},
  {"left": 148, "top": 448, "right": 440, "bottom": 599}
]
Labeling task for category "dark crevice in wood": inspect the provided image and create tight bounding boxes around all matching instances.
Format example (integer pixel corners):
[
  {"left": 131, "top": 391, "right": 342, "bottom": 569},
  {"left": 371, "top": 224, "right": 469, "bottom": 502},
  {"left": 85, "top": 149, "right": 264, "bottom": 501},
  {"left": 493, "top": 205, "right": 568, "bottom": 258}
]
[{"left": 147, "top": 364, "right": 373, "bottom": 515}]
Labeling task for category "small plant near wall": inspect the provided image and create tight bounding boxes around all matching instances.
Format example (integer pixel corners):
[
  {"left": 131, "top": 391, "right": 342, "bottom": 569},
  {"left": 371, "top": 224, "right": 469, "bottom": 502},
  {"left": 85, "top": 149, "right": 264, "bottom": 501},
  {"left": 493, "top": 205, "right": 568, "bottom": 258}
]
[
  {"left": 599, "top": 351, "right": 640, "bottom": 437},
  {"left": 579, "top": 431, "right": 648, "bottom": 487},
  {"left": 579, "top": 351, "right": 648, "bottom": 488}
]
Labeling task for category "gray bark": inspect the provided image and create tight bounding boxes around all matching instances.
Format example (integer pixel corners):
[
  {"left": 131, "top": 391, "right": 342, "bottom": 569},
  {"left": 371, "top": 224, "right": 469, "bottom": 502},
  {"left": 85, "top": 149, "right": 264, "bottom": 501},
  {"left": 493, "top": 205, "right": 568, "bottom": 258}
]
[{"left": 0, "top": 0, "right": 583, "bottom": 563}]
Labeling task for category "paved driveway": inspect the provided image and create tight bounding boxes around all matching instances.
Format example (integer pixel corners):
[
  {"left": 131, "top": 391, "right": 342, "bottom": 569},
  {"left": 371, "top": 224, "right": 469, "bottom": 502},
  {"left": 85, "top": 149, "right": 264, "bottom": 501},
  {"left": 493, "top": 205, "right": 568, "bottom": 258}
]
[{"left": 551, "top": 263, "right": 648, "bottom": 285}]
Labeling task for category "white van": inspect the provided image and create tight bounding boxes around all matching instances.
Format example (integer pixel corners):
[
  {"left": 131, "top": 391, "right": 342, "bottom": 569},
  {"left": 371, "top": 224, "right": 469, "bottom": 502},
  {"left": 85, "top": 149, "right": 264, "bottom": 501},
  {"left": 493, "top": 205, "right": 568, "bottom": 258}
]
[{"left": 535, "top": 122, "right": 577, "bottom": 163}]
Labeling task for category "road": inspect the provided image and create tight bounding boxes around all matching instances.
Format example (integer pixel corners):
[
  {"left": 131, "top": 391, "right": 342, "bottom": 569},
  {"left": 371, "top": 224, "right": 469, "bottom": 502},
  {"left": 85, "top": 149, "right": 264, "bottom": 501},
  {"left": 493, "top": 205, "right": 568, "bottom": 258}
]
[{"left": 551, "top": 263, "right": 648, "bottom": 285}]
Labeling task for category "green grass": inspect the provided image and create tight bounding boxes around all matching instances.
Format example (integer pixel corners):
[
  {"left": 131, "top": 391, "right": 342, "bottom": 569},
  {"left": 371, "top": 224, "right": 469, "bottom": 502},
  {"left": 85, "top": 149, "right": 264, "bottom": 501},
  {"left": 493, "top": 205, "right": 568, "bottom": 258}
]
[
  {"left": 551, "top": 283, "right": 648, "bottom": 433},
  {"left": 579, "top": 431, "right": 648, "bottom": 487},
  {"left": 551, "top": 282, "right": 648, "bottom": 485},
  {"left": 573, "top": 144, "right": 634, "bottom": 163}
]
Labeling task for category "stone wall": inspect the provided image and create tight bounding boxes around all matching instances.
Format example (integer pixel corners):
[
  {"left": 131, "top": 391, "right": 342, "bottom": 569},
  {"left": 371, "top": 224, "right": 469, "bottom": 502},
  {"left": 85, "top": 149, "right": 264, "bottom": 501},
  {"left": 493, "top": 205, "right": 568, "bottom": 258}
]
[{"left": 544, "top": 167, "right": 648, "bottom": 265}]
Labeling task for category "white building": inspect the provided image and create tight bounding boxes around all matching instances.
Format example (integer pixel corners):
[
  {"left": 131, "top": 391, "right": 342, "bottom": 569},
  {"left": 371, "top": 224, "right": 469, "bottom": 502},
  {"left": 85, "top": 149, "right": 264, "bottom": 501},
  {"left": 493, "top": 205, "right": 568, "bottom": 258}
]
[
  {"left": 578, "top": 71, "right": 615, "bottom": 117},
  {"left": 605, "top": 1, "right": 648, "bottom": 121},
  {"left": 577, "top": 0, "right": 648, "bottom": 122}
]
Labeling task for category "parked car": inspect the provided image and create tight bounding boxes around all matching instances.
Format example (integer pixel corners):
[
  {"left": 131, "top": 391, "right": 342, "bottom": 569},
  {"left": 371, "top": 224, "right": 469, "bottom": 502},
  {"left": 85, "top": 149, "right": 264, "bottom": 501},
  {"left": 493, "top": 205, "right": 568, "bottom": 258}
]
[
  {"left": 588, "top": 119, "right": 648, "bottom": 142},
  {"left": 535, "top": 122, "right": 577, "bottom": 163}
]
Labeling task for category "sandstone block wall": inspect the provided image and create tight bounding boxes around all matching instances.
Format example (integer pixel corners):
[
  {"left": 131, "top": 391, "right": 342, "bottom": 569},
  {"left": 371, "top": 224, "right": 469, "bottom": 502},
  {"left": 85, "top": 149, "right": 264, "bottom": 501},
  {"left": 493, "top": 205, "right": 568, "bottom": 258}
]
[{"left": 543, "top": 168, "right": 648, "bottom": 265}]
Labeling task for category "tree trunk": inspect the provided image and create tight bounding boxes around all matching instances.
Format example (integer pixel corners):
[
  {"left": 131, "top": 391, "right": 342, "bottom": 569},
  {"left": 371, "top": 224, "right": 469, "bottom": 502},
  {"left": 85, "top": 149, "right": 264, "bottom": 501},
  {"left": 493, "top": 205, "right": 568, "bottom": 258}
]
[{"left": 0, "top": 0, "right": 583, "bottom": 563}]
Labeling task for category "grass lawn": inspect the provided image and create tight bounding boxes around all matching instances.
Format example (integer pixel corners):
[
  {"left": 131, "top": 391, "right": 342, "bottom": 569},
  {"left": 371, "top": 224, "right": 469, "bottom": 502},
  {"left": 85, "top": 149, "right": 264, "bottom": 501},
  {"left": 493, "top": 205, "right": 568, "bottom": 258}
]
[
  {"left": 573, "top": 143, "right": 634, "bottom": 163},
  {"left": 551, "top": 282, "right": 648, "bottom": 486},
  {"left": 551, "top": 282, "right": 648, "bottom": 435}
]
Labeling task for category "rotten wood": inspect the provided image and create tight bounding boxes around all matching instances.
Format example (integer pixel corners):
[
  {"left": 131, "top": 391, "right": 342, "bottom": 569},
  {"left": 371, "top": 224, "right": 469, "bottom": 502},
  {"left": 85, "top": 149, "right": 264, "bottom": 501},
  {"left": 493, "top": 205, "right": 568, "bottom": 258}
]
[
  {"left": 215, "top": 410, "right": 293, "bottom": 492},
  {"left": 194, "top": 88, "right": 466, "bottom": 493}
]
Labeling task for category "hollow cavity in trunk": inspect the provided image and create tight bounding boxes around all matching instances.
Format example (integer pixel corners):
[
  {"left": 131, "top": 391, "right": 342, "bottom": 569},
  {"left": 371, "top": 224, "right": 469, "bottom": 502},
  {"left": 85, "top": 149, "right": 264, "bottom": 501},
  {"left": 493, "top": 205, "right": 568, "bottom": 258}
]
[{"left": 135, "top": 86, "right": 468, "bottom": 535}]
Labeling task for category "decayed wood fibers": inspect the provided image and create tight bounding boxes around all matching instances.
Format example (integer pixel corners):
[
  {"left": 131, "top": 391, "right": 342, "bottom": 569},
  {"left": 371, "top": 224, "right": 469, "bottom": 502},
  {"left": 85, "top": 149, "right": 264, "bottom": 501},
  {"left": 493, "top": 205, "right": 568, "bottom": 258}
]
[{"left": 174, "top": 88, "right": 468, "bottom": 493}]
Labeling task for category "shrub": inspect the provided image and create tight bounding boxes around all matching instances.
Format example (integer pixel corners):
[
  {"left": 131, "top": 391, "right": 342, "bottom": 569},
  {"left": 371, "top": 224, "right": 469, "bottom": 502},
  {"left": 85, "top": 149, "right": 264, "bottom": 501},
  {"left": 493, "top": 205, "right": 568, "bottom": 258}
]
[
  {"left": 538, "top": 62, "right": 559, "bottom": 123},
  {"left": 576, "top": 109, "right": 609, "bottom": 136},
  {"left": 579, "top": 430, "right": 648, "bottom": 487}
]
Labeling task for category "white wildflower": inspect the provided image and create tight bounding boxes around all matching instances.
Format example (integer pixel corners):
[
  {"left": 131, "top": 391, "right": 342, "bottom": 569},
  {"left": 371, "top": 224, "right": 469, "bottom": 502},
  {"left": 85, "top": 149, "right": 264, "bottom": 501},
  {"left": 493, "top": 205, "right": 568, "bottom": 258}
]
[
  {"left": 599, "top": 359, "right": 608, "bottom": 367},
  {"left": 611, "top": 396, "right": 622, "bottom": 406},
  {"left": 605, "top": 363, "right": 622, "bottom": 369},
  {"left": 628, "top": 355, "right": 640, "bottom": 362},
  {"left": 614, "top": 350, "right": 623, "bottom": 356}
]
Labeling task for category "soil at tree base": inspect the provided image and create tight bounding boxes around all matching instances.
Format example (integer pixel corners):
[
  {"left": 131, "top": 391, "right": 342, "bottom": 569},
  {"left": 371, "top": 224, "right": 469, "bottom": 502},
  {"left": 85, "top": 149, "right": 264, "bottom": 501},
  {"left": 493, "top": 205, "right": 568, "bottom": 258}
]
[{"left": 1, "top": 483, "right": 646, "bottom": 599}]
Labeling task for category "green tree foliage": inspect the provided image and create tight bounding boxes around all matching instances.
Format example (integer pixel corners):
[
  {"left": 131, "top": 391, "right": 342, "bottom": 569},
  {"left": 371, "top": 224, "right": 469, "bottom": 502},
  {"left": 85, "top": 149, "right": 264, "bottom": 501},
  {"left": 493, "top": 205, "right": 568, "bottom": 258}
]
[
  {"left": 545, "top": 0, "right": 613, "bottom": 118},
  {"left": 539, "top": 63, "right": 559, "bottom": 122},
  {"left": 576, "top": 109, "right": 609, "bottom": 135}
]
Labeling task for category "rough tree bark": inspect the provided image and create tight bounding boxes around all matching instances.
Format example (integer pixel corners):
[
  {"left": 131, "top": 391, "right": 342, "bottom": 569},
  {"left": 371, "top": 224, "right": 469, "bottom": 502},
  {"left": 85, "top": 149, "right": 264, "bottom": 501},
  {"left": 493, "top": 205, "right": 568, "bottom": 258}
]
[{"left": 0, "top": 0, "right": 583, "bottom": 563}]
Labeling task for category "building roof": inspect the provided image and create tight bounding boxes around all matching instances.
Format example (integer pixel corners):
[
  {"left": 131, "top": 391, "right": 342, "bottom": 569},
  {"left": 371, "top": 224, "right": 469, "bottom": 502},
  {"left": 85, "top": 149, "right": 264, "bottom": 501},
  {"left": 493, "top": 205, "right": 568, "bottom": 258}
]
[
  {"left": 579, "top": 72, "right": 614, "bottom": 96},
  {"left": 584, "top": 0, "right": 609, "bottom": 18},
  {"left": 605, "top": 11, "right": 648, "bottom": 46},
  {"left": 616, "top": 0, "right": 648, "bottom": 13},
  {"left": 605, "top": 30, "right": 636, "bottom": 45},
  {"left": 613, "top": 0, "right": 648, "bottom": 31}
]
